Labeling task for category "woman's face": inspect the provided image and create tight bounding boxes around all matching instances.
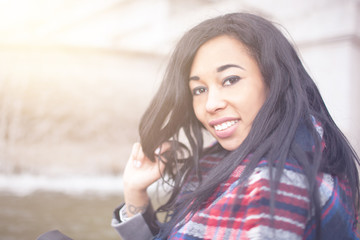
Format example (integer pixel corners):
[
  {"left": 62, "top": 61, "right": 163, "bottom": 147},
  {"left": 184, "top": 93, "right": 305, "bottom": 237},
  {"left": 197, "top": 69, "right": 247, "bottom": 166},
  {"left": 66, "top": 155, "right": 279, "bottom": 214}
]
[{"left": 189, "top": 35, "right": 268, "bottom": 151}]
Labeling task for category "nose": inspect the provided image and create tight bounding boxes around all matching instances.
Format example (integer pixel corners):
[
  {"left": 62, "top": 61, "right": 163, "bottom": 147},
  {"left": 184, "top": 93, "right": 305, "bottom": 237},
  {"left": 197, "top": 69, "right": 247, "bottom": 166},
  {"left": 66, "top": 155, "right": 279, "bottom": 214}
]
[{"left": 205, "top": 88, "right": 226, "bottom": 113}]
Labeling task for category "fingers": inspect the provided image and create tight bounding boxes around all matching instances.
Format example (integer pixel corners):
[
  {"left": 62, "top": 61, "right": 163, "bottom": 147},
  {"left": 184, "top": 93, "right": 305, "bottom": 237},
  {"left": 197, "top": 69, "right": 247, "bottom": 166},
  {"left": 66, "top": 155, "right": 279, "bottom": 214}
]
[
  {"left": 130, "top": 141, "right": 171, "bottom": 168},
  {"left": 155, "top": 142, "right": 171, "bottom": 157},
  {"left": 131, "top": 143, "right": 143, "bottom": 168}
]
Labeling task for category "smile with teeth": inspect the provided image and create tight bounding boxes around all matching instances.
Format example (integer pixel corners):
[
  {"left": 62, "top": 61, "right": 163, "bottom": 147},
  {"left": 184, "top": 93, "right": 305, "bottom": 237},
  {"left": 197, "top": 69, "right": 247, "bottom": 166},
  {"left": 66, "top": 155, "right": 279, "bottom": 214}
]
[{"left": 214, "top": 120, "right": 239, "bottom": 131}]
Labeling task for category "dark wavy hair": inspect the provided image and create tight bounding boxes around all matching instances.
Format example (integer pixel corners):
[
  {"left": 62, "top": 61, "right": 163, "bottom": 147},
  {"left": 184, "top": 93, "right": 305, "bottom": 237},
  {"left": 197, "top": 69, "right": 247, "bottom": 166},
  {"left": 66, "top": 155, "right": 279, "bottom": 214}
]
[{"left": 138, "top": 12, "right": 359, "bottom": 238}]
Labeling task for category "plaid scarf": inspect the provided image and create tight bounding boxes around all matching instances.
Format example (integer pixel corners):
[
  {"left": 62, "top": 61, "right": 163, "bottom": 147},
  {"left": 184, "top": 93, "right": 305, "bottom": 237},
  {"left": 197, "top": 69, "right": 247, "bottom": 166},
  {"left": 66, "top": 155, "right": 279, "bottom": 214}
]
[{"left": 162, "top": 119, "right": 359, "bottom": 240}]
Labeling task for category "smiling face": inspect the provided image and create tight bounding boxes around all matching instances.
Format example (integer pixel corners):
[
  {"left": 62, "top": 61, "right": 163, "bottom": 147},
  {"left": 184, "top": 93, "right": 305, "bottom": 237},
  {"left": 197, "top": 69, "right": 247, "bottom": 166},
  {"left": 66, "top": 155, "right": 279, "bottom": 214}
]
[{"left": 189, "top": 35, "right": 268, "bottom": 151}]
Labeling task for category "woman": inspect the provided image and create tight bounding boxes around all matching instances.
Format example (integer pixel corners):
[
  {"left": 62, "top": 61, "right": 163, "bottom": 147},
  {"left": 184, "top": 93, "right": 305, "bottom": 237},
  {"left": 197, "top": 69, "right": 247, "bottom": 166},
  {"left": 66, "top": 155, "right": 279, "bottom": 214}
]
[{"left": 112, "top": 13, "right": 360, "bottom": 239}]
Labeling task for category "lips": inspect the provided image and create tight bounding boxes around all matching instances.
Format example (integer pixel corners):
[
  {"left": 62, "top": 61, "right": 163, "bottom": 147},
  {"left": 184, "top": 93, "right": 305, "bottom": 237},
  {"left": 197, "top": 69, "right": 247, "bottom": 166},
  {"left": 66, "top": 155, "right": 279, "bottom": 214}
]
[{"left": 209, "top": 117, "right": 239, "bottom": 139}]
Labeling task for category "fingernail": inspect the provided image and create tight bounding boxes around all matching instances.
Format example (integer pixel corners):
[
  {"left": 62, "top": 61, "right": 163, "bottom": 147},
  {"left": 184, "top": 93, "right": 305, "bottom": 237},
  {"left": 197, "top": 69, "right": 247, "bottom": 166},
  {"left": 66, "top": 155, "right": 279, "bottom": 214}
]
[
  {"left": 154, "top": 147, "right": 160, "bottom": 155},
  {"left": 133, "top": 160, "right": 141, "bottom": 168}
]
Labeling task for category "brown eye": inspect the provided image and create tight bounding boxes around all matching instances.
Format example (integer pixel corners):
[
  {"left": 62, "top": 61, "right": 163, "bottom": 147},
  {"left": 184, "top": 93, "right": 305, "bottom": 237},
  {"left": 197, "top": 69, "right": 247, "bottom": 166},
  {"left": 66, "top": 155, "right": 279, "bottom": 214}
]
[
  {"left": 223, "top": 76, "right": 241, "bottom": 87},
  {"left": 192, "top": 87, "right": 207, "bottom": 96}
]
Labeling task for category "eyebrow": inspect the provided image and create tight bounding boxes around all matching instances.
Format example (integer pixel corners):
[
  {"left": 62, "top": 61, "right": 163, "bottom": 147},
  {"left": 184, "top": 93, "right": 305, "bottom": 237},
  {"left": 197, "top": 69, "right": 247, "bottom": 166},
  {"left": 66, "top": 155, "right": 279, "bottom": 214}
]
[
  {"left": 217, "top": 64, "right": 244, "bottom": 72},
  {"left": 189, "top": 64, "right": 244, "bottom": 81},
  {"left": 189, "top": 76, "right": 200, "bottom": 81}
]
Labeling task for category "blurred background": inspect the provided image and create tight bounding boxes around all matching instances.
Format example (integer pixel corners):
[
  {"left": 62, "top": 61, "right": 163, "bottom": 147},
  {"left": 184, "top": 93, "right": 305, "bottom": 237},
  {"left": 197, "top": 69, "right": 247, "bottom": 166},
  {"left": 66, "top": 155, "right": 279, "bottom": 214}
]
[{"left": 0, "top": 0, "right": 359, "bottom": 239}]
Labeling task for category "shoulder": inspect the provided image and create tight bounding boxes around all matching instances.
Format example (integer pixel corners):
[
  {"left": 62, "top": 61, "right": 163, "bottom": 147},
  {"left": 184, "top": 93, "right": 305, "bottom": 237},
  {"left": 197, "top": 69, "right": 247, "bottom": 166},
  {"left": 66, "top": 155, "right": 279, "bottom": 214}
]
[
  {"left": 250, "top": 160, "right": 334, "bottom": 208},
  {"left": 304, "top": 174, "right": 359, "bottom": 239},
  {"left": 251, "top": 160, "right": 358, "bottom": 239},
  {"left": 250, "top": 160, "right": 308, "bottom": 192},
  {"left": 238, "top": 160, "right": 338, "bottom": 239}
]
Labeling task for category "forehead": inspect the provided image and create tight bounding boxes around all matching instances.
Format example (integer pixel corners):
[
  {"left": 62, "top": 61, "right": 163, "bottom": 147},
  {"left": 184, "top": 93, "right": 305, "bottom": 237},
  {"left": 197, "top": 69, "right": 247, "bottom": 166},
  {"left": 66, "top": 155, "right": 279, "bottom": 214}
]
[{"left": 190, "top": 35, "right": 252, "bottom": 75}]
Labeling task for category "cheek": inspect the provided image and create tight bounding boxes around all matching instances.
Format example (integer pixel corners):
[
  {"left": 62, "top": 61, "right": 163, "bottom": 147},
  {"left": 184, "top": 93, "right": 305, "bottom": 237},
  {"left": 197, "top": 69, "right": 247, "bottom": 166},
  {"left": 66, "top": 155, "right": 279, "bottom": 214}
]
[
  {"left": 192, "top": 99, "right": 206, "bottom": 123},
  {"left": 245, "top": 92, "right": 267, "bottom": 123},
  {"left": 235, "top": 91, "right": 265, "bottom": 124}
]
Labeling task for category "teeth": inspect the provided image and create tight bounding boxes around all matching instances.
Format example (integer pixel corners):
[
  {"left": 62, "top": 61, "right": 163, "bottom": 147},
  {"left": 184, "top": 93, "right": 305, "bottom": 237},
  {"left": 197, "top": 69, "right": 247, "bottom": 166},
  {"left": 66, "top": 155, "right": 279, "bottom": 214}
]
[{"left": 214, "top": 120, "right": 238, "bottom": 131}]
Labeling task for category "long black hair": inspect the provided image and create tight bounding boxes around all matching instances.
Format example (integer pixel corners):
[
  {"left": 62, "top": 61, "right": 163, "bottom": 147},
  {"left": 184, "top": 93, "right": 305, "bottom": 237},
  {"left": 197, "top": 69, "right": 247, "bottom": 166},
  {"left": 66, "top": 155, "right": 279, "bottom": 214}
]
[{"left": 138, "top": 12, "right": 360, "bottom": 238}]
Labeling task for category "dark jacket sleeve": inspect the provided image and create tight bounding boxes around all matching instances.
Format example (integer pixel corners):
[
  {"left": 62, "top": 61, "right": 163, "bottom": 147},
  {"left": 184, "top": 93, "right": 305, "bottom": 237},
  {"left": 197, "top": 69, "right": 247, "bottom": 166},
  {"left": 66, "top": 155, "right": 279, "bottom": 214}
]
[
  {"left": 37, "top": 230, "right": 73, "bottom": 240},
  {"left": 111, "top": 203, "right": 159, "bottom": 239}
]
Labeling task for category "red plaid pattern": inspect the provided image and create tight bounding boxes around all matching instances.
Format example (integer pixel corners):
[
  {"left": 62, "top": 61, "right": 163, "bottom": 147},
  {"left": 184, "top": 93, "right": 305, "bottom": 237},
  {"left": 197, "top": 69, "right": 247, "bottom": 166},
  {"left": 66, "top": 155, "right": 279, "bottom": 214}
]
[{"left": 166, "top": 155, "right": 359, "bottom": 239}]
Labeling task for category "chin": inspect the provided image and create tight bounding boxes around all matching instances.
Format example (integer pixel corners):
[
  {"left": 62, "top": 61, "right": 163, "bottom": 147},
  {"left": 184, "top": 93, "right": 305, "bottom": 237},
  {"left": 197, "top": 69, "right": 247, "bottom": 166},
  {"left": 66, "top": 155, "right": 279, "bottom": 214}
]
[{"left": 218, "top": 141, "right": 242, "bottom": 151}]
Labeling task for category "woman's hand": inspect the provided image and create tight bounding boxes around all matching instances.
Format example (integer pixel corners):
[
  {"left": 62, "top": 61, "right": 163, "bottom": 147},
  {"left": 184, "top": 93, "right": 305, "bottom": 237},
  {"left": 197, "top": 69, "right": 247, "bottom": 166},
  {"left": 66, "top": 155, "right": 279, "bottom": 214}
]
[
  {"left": 123, "top": 142, "right": 167, "bottom": 192},
  {"left": 122, "top": 142, "right": 168, "bottom": 217}
]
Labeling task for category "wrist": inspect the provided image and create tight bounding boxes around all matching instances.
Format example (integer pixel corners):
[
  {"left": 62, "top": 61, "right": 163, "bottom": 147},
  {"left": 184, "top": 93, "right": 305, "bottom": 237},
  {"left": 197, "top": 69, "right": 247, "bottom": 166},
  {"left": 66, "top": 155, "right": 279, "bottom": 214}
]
[
  {"left": 126, "top": 202, "right": 149, "bottom": 216},
  {"left": 123, "top": 178, "right": 149, "bottom": 193},
  {"left": 123, "top": 183, "right": 148, "bottom": 198},
  {"left": 124, "top": 189, "right": 150, "bottom": 217}
]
